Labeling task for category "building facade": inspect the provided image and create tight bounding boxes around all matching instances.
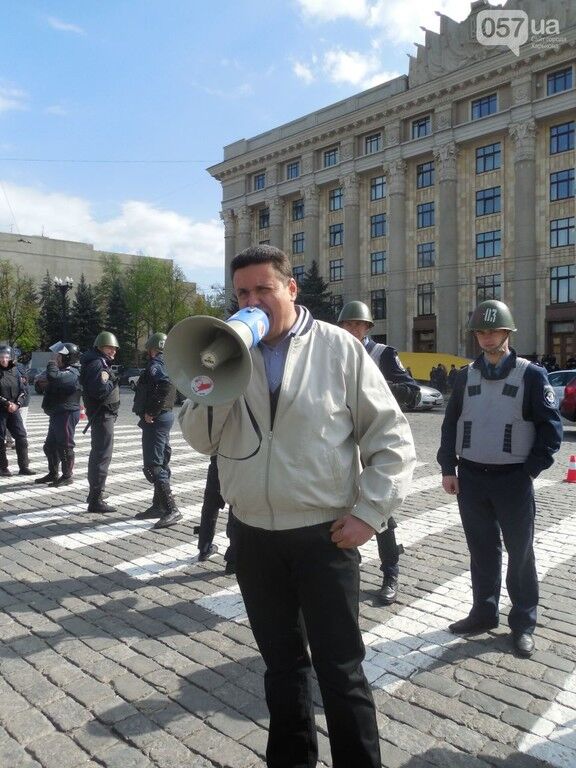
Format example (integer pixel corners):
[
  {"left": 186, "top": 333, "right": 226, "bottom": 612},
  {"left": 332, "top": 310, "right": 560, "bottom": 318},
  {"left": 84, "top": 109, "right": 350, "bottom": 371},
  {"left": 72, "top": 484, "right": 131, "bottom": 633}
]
[{"left": 208, "top": 0, "right": 575, "bottom": 362}]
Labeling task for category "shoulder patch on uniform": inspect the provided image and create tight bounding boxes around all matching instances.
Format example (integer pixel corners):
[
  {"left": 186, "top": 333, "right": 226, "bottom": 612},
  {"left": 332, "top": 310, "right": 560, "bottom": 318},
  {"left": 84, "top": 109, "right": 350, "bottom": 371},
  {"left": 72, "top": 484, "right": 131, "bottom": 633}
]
[
  {"left": 101, "top": 371, "right": 109, "bottom": 383},
  {"left": 544, "top": 385, "right": 556, "bottom": 406},
  {"left": 394, "top": 354, "right": 406, "bottom": 371},
  {"left": 150, "top": 366, "right": 159, "bottom": 377}
]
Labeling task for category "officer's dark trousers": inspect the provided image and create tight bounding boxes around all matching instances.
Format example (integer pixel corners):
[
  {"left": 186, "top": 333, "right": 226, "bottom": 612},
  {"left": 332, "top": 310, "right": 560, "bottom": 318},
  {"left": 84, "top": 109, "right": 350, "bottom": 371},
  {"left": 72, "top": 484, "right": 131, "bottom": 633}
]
[
  {"left": 234, "top": 519, "right": 381, "bottom": 768},
  {"left": 87, "top": 411, "right": 116, "bottom": 493},
  {"left": 140, "top": 411, "right": 173, "bottom": 483},
  {"left": 457, "top": 462, "right": 538, "bottom": 634},
  {"left": 45, "top": 410, "right": 80, "bottom": 451}
]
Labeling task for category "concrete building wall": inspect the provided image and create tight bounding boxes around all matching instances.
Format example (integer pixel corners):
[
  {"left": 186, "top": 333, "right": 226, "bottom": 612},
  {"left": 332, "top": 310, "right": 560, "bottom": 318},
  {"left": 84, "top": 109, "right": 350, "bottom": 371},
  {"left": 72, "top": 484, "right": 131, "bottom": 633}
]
[{"left": 209, "top": 0, "right": 576, "bottom": 362}]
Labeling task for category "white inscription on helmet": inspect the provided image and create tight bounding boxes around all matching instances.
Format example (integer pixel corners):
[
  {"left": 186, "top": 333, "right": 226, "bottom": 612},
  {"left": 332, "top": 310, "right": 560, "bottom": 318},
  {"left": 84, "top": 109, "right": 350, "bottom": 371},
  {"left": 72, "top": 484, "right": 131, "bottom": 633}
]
[{"left": 484, "top": 308, "right": 498, "bottom": 323}]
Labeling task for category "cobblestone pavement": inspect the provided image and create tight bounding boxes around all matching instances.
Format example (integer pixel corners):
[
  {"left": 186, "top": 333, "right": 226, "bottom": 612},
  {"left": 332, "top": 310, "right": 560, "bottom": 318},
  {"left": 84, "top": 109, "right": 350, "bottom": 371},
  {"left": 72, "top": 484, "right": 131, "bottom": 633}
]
[{"left": 1, "top": 392, "right": 575, "bottom": 768}]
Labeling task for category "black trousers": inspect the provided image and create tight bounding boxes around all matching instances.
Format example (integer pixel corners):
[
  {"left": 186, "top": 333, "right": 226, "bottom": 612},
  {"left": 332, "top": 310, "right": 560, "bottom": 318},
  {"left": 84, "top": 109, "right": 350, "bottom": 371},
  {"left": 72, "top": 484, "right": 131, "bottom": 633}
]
[
  {"left": 87, "top": 411, "right": 116, "bottom": 493},
  {"left": 235, "top": 519, "right": 381, "bottom": 768},
  {"left": 457, "top": 463, "right": 538, "bottom": 634}
]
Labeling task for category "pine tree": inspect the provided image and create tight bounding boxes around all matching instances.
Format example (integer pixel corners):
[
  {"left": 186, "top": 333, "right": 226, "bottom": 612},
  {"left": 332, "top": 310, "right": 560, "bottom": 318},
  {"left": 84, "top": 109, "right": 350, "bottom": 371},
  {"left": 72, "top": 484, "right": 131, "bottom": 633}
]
[
  {"left": 38, "top": 272, "right": 64, "bottom": 348},
  {"left": 106, "top": 278, "right": 135, "bottom": 365},
  {"left": 296, "top": 261, "right": 335, "bottom": 322},
  {"left": 69, "top": 274, "right": 102, "bottom": 352}
]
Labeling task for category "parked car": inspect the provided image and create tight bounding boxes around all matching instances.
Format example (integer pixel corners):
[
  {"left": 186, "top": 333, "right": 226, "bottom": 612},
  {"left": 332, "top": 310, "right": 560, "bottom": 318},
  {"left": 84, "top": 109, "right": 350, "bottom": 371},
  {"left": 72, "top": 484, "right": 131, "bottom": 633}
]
[
  {"left": 405, "top": 384, "right": 444, "bottom": 411},
  {"left": 119, "top": 367, "right": 144, "bottom": 387},
  {"left": 128, "top": 372, "right": 141, "bottom": 390},
  {"left": 546, "top": 369, "right": 576, "bottom": 408},
  {"left": 560, "top": 377, "right": 576, "bottom": 422}
]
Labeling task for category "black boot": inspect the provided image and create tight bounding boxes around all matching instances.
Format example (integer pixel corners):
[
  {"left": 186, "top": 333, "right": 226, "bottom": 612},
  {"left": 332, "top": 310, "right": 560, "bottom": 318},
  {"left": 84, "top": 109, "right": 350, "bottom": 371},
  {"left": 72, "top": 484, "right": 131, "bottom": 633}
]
[
  {"left": 51, "top": 448, "right": 75, "bottom": 486},
  {"left": 36, "top": 447, "right": 60, "bottom": 484},
  {"left": 0, "top": 441, "right": 11, "bottom": 476},
  {"left": 153, "top": 483, "right": 182, "bottom": 529},
  {"left": 15, "top": 439, "right": 36, "bottom": 476},
  {"left": 135, "top": 485, "right": 163, "bottom": 520},
  {"left": 87, "top": 490, "right": 117, "bottom": 514},
  {"left": 378, "top": 575, "right": 398, "bottom": 606}
]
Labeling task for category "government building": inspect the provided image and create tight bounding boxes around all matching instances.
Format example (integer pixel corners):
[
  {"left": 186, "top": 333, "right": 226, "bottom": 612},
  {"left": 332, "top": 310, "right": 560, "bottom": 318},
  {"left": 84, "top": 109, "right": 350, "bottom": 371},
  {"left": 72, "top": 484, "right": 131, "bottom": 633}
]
[{"left": 208, "top": 0, "right": 575, "bottom": 362}]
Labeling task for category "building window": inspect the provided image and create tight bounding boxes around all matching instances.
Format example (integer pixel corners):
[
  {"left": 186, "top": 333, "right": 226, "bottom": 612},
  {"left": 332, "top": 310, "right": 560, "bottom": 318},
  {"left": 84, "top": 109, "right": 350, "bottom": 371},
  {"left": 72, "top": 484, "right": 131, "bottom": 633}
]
[
  {"left": 550, "top": 217, "right": 575, "bottom": 248},
  {"left": 476, "top": 274, "right": 502, "bottom": 303},
  {"left": 370, "top": 213, "right": 387, "bottom": 238},
  {"left": 258, "top": 208, "right": 269, "bottom": 229},
  {"left": 365, "top": 133, "right": 381, "bottom": 154},
  {"left": 330, "top": 294, "right": 344, "bottom": 316},
  {"left": 550, "top": 169, "right": 575, "bottom": 201},
  {"left": 417, "top": 241, "right": 435, "bottom": 268},
  {"left": 547, "top": 67, "right": 573, "bottom": 96},
  {"left": 371, "top": 289, "right": 386, "bottom": 320},
  {"left": 417, "top": 283, "right": 434, "bottom": 316},
  {"left": 370, "top": 175, "right": 386, "bottom": 201},
  {"left": 476, "top": 142, "right": 501, "bottom": 173},
  {"left": 476, "top": 186, "right": 501, "bottom": 216},
  {"left": 471, "top": 93, "right": 497, "bottom": 120},
  {"left": 417, "top": 202, "right": 435, "bottom": 229},
  {"left": 476, "top": 230, "right": 501, "bottom": 259},
  {"left": 550, "top": 265, "right": 576, "bottom": 303},
  {"left": 286, "top": 161, "right": 300, "bottom": 180},
  {"left": 329, "top": 223, "right": 343, "bottom": 247},
  {"left": 370, "top": 250, "right": 386, "bottom": 276},
  {"left": 293, "top": 265, "right": 305, "bottom": 285},
  {"left": 324, "top": 147, "right": 339, "bottom": 167},
  {"left": 292, "top": 198, "right": 304, "bottom": 221},
  {"left": 292, "top": 232, "right": 305, "bottom": 254},
  {"left": 253, "top": 172, "right": 265, "bottom": 191},
  {"left": 329, "top": 258, "right": 344, "bottom": 282},
  {"left": 411, "top": 115, "right": 431, "bottom": 139},
  {"left": 550, "top": 121, "right": 575, "bottom": 154},
  {"left": 329, "top": 187, "right": 343, "bottom": 211},
  {"left": 416, "top": 161, "right": 434, "bottom": 189}
]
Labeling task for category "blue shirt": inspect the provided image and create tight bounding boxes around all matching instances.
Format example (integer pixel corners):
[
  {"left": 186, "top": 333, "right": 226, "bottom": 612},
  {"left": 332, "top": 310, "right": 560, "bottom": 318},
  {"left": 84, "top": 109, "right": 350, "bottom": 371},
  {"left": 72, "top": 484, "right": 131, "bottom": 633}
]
[{"left": 260, "top": 305, "right": 308, "bottom": 392}]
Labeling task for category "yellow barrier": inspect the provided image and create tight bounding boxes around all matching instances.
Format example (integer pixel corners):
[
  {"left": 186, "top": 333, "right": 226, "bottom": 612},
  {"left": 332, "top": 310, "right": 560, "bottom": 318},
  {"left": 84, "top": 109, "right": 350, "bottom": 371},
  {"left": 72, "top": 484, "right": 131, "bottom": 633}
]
[{"left": 398, "top": 352, "right": 472, "bottom": 382}]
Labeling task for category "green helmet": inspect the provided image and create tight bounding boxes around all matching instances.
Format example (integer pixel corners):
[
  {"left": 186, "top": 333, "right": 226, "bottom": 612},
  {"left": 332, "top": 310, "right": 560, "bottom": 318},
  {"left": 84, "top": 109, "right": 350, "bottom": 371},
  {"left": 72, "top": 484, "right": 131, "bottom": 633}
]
[
  {"left": 337, "top": 301, "right": 374, "bottom": 328},
  {"left": 145, "top": 332, "right": 167, "bottom": 351},
  {"left": 468, "top": 300, "right": 516, "bottom": 332},
  {"left": 94, "top": 331, "right": 120, "bottom": 349}
]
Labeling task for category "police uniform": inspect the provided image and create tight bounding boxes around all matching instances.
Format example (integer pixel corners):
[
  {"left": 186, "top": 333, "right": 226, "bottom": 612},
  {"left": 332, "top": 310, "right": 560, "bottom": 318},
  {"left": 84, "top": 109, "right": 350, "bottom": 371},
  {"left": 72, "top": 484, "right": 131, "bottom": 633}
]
[
  {"left": 36, "top": 343, "right": 81, "bottom": 486},
  {"left": 0, "top": 348, "right": 35, "bottom": 476},
  {"left": 364, "top": 339, "right": 421, "bottom": 410},
  {"left": 132, "top": 347, "right": 181, "bottom": 529},
  {"left": 79, "top": 346, "right": 120, "bottom": 511},
  {"left": 438, "top": 350, "right": 562, "bottom": 643}
]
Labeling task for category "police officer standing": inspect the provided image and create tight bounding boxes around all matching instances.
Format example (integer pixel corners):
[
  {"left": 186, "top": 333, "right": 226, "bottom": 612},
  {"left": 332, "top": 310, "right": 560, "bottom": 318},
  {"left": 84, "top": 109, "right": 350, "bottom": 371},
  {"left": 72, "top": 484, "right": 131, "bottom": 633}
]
[
  {"left": 0, "top": 345, "right": 35, "bottom": 477},
  {"left": 438, "top": 300, "right": 562, "bottom": 657},
  {"left": 35, "top": 341, "right": 82, "bottom": 486},
  {"left": 80, "top": 332, "right": 120, "bottom": 513},
  {"left": 132, "top": 332, "right": 182, "bottom": 529},
  {"left": 338, "top": 301, "right": 419, "bottom": 605}
]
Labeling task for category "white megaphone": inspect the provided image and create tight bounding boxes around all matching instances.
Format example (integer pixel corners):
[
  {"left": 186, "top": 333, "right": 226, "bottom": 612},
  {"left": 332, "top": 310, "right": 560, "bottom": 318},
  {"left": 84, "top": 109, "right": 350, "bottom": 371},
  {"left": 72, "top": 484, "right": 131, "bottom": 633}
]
[{"left": 164, "top": 307, "right": 269, "bottom": 406}]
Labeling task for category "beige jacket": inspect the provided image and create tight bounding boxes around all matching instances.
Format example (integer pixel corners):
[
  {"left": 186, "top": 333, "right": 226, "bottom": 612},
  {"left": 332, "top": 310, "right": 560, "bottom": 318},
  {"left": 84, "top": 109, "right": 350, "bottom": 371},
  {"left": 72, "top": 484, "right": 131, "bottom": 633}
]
[{"left": 179, "top": 319, "right": 416, "bottom": 532}]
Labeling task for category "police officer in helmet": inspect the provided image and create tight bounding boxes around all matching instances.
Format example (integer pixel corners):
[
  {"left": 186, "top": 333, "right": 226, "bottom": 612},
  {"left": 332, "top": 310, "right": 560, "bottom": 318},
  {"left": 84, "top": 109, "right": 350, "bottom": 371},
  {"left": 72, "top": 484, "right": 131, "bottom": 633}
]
[
  {"left": 338, "top": 300, "right": 419, "bottom": 606},
  {"left": 35, "top": 341, "right": 82, "bottom": 486},
  {"left": 133, "top": 332, "right": 182, "bottom": 529},
  {"left": 80, "top": 331, "right": 120, "bottom": 513},
  {"left": 0, "top": 344, "right": 35, "bottom": 477},
  {"left": 438, "top": 300, "right": 562, "bottom": 658}
]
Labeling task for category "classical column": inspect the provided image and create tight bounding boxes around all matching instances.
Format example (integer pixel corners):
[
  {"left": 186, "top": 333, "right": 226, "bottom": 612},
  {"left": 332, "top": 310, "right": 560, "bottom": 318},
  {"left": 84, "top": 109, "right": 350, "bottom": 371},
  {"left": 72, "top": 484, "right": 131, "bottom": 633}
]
[
  {"left": 220, "top": 208, "right": 236, "bottom": 300},
  {"left": 384, "top": 159, "right": 407, "bottom": 349},
  {"left": 509, "top": 119, "right": 537, "bottom": 355},
  {"left": 268, "top": 197, "right": 284, "bottom": 250},
  {"left": 236, "top": 205, "right": 251, "bottom": 253},
  {"left": 434, "top": 141, "right": 459, "bottom": 354},
  {"left": 302, "top": 183, "right": 319, "bottom": 272},
  {"left": 342, "top": 172, "right": 360, "bottom": 298}
]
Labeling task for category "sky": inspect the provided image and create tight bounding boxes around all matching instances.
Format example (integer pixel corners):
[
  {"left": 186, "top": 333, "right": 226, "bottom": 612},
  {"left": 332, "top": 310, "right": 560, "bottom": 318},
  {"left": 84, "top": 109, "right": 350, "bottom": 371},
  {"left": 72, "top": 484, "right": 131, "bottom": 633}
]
[{"left": 0, "top": 0, "right": 478, "bottom": 293}]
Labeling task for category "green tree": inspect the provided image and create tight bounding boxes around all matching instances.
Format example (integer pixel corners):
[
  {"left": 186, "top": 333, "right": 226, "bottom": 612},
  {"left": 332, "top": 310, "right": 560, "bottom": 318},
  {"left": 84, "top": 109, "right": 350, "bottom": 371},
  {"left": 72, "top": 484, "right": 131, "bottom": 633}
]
[
  {"left": 38, "top": 272, "right": 63, "bottom": 348},
  {"left": 69, "top": 274, "right": 102, "bottom": 351},
  {"left": 106, "top": 278, "right": 134, "bottom": 365},
  {"left": 0, "top": 260, "right": 40, "bottom": 350},
  {"left": 296, "top": 260, "right": 335, "bottom": 322}
]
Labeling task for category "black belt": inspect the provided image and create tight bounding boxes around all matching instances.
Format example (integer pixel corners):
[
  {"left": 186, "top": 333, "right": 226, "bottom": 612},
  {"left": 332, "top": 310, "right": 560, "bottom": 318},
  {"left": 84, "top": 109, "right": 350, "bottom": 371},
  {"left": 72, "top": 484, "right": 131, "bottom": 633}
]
[{"left": 458, "top": 458, "right": 524, "bottom": 474}]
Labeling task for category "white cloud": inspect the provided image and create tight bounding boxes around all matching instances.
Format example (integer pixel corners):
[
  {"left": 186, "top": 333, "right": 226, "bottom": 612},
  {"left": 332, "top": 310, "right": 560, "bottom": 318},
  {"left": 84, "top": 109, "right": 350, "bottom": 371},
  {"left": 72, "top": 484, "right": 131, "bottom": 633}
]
[
  {"left": 0, "top": 181, "right": 224, "bottom": 286},
  {"left": 296, "top": 0, "right": 369, "bottom": 22},
  {"left": 294, "top": 48, "right": 399, "bottom": 89},
  {"left": 293, "top": 60, "right": 315, "bottom": 84},
  {"left": 0, "top": 84, "right": 28, "bottom": 114},
  {"left": 46, "top": 16, "right": 85, "bottom": 35}
]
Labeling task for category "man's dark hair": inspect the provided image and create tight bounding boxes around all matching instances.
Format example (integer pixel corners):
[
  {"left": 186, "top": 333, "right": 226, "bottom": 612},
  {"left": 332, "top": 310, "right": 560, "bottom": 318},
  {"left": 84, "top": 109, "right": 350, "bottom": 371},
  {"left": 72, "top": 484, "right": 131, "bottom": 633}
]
[{"left": 230, "top": 245, "right": 293, "bottom": 283}]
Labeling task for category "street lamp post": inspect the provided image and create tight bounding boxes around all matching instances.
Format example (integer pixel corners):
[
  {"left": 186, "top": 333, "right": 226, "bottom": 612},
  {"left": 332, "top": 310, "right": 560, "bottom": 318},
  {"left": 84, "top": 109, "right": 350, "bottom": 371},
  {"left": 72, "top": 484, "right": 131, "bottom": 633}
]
[{"left": 54, "top": 276, "right": 73, "bottom": 340}]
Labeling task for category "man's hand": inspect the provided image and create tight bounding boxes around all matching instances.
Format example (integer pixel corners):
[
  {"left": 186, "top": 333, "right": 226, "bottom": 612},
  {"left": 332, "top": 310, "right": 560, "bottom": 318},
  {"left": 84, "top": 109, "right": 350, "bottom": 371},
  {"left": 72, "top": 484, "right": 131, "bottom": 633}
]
[
  {"left": 442, "top": 475, "right": 459, "bottom": 495},
  {"left": 6, "top": 402, "right": 18, "bottom": 413},
  {"left": 330, "top": 514, "right": 376, "bottom": 549},
  {"left": 144, "top": 413, "right": 154, "bottom": 424}
]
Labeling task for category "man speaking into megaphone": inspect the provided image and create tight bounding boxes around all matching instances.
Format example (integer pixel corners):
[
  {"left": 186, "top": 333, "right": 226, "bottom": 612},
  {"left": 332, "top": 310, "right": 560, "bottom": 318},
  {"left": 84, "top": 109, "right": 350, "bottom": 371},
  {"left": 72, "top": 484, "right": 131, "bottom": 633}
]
[{"left": 178, "top": 244, "right": 416, "bottom": 768}]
